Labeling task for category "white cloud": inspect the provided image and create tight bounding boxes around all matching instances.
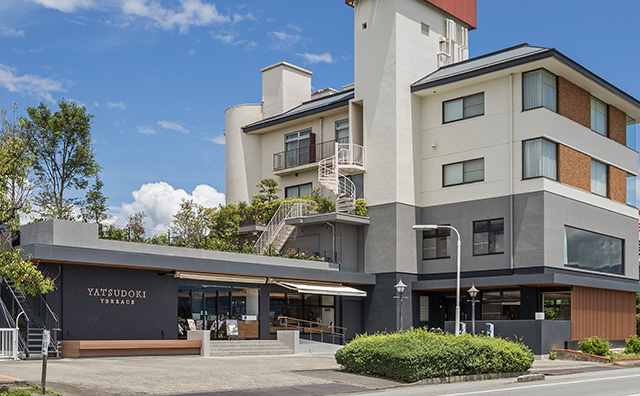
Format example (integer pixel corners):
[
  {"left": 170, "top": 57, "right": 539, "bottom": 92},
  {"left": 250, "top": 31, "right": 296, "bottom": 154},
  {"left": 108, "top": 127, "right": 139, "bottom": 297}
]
[
  {"left": 158, "top": 120, "right": 188, "bottom": 133},
  {"left": 136, "top": 125, "right": 156, "bottom": 135},
  {"left": 232, "top": 12, "right": 254, "bottom": 24},
  {"left": 0, "top": 64, "right": 64, "bottom": 102},
  {"left": 107, "top": 101, "right": 126, "bottom": 110},
  {"left": 121, "top": 0, "right": 230, "bottom": 34},
  {"left": 212, "top": 33, "right": 235, "bottom": 44},
  {"left": 187, "top": 49, "right": 195, "bottom": 55},
  {"left": 113, "top": 182, "right": 225, "bottom": 233},
  {"left": 286, "top": 23, "right": 302, "bottom": 32},
  {"left": 299, "top": 52, "right": 334, "bottom": 65},
  {"left": 27, "top": 0, "right": 96, "bottom": 13},
  {"left": 270, "top": 31, "right": 302, "bottom": 51},
  {"left": 0, "top": 26, "right": 25, "bottom": 37},
  {"left": 203, "top": 135, "right": 225, "bottom": 145}
]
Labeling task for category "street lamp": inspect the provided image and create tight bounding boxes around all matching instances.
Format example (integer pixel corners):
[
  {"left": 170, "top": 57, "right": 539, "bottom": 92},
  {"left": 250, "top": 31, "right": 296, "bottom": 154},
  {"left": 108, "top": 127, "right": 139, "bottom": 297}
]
[
  {"left": 394, "top": 280, "right": 408, "bottom": 332},
  {"left": 467, "top": 284, "right": 479, "bottom": 335},
  {"left": 413, "top": 224, "right": 462, "bottom": 336}
]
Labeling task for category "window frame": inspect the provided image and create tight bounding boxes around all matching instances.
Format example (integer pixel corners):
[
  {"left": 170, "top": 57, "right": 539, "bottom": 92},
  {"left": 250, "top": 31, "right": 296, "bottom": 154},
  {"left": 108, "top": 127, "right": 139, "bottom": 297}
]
[
  {"left": 590, "top": 96, "right": 608, "bottom": 136},
  {"left": 442, "top": 158, "right": 485, "bottom": 187},
  {"left": 442, "top": 92, "right": 485, "bottom": 124},
  {"left": 522, "top": 137, "right": 558, "bottom": 181},
  {"left": 335, "top": 119, "right": 349, "bottom": 144},
  {"left": 422, "top": 226, "right": 451, "bottom": 260},
  {"left": 522, "top": 68, "right": 557, "bottom": 112},
  {"left": 590, "top": 159, "right": 608, "bottom": 197},
  {"left": 472, "top": 218, "right": 505, "bottom": 256},
  {"left": 284, "top": 182, "right": 313, "bottom": 199},
  {"left": 563, "top": 225, "right": 624, "bottom": 275}
]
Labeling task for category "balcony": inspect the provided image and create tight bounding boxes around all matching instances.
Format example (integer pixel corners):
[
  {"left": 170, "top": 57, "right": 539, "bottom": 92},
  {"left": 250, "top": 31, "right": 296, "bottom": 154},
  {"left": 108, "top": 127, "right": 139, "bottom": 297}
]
[{"left": 273, "top": 140, "right": 337, "bottom": 174}]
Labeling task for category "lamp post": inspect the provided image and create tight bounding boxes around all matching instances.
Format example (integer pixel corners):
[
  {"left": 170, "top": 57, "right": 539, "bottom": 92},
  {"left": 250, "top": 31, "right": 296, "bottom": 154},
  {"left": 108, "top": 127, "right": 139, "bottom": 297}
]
[
  {"left": 467, "top": 284, "right": 479, "bottom": 336},
  {"left": 413, "top": 224, "right": 462, "bottom": 336},
  {"left": 394, "top": 280, "right": 408, "bottom": 332}
]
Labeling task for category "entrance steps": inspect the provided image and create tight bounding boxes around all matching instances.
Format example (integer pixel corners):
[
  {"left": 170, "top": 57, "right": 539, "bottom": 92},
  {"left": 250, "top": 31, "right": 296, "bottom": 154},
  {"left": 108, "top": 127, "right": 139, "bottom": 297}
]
[{"left": 209, "top": 340, "right": 293, "bottom": 356}]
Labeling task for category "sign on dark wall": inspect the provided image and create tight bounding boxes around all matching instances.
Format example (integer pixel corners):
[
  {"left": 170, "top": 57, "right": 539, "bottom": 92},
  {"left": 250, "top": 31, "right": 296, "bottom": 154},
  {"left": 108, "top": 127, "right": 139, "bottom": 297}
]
[{"left": 61, "top": 264, "right": 179, "bottom": 340}]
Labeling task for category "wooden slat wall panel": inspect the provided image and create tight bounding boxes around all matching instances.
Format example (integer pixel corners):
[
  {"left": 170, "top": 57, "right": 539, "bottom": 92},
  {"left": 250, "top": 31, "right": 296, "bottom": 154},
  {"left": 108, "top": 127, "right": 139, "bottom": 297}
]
[{"left": 571, "top": 286, "right": 636, "bottom": 341}]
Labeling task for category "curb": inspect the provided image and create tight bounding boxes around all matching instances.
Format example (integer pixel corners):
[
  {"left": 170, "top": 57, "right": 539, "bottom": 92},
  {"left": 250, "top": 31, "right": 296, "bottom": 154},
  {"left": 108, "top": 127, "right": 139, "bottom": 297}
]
[
  {"left": 554, "top": 349, "right": 611, "bottom": 363},
  {"left": 415, "top": 371, "right": 528, "bottom": 385},
  {"left": 517, "top": 373, "right": 545, "bottom": 382}
]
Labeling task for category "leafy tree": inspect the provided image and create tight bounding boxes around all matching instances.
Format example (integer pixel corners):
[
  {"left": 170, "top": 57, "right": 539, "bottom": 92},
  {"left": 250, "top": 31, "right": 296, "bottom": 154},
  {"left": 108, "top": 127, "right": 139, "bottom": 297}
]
[
  {"left": 254, "top": 178, "right": 280, "bottom": 204},
  {"left": 211, "top": 204, "right": 241, "bottom": 243},
  {"left": 0, "top": 249, "right": 54, "bottom": 295},
  {"left": 0, "top": 104, "right": 35, "bottom": 228},
  {"left": 125, "top": 211, "right": 147, "bottom": 242},
  {"left": 81, "top": 175, "right": 109, "bottom": 225},
  {"left": 24, "top": 98, "right": 99, "bottom": 220},
  {"left": 171, "top": 199, "right": 215, "bottom": 247}
]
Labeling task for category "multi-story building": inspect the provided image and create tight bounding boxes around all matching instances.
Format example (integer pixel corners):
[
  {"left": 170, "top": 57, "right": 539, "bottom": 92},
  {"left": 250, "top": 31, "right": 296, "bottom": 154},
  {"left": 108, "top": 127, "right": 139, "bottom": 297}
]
[
  {"left": 7, "top": 0, "right": 639, "bottom": 358},
  {"left": 225, "top": 0, "right": 640, "bottom": 351}
]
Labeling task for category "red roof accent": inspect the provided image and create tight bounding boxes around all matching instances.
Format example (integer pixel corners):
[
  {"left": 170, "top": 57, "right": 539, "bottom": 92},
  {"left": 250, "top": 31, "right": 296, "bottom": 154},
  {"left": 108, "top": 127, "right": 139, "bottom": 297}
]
[
  {"left": 425, "top": 0, "right": 477, "bottom": 29},
  {"left": 346, "top": 0, "right": 477, "bottom": 30}
]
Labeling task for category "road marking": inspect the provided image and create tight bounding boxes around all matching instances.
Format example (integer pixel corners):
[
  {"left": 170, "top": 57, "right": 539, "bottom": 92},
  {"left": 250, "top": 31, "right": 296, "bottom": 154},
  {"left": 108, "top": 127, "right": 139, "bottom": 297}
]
[
  {"left": 436, "top": 372, "right": 640, "bottom": 396},
  {"left": 0, "top": 374, "right": 24, "bottom": 381}
]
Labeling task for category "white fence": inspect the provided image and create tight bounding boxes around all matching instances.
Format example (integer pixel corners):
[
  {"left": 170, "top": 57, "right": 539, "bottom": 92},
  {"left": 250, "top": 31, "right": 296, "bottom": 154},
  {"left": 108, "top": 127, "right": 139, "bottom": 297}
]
[{"left": 0, "top": 328, "right": 18, "bottom": 360}]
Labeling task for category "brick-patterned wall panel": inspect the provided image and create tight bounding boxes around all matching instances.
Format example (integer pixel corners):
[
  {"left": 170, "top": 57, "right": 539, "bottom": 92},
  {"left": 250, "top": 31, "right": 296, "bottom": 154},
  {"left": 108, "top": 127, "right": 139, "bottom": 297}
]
[
  {"left": 608, "top": 165, "right": 626, "bottom": 204},
  {"left": 571, "top": 286, "right": 636, "bottom": 341},
  {"left": 608, "top": 105, "right": 627, "bottom": 145},
  {"left": 557, "top": 77, "right": 590, "bottom": 129},
  {"left": 558, "top": 144, "right": 591, "bottom": 192}
]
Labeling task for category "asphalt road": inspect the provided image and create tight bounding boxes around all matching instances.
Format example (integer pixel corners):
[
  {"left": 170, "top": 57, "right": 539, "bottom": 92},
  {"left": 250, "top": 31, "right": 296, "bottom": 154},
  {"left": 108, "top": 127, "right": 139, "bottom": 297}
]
[{"left": 352, "top": 366, "right": 640, "bottom": 396}]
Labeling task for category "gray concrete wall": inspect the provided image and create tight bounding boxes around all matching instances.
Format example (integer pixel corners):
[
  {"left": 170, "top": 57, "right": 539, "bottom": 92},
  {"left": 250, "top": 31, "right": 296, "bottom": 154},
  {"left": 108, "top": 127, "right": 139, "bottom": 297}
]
[
  {"left": 364, "top": 203, "right": 420, "bottom": 274},
  {"left": 444, "top": 320, "right": 571, "bottom": 355},
  {"left": 364, "top": 273, "right": 417, "bottom": 334}
]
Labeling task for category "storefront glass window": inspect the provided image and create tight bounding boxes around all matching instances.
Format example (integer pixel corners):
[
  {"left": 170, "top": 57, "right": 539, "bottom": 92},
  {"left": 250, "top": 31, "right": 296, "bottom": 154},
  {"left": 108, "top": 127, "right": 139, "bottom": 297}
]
[
  {"left": 481, "top": 290, "right": 520, "bottom": 320},
  {"left": 269, "top": 291, "right": 336, "bottom": 333},
  {"left": 543, "top": 293, "right": 571, "bottom": 320}
]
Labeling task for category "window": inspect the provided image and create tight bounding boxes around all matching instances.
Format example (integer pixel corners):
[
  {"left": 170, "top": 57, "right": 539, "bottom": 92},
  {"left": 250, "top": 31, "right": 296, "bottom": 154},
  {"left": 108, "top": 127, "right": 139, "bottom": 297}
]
[
  {"left": 285, "top": 129, "right": 311, "bottom": 168},
  {"left": 473, "top": 219, "right": 504, "bottom": 255},
  {"left": 443, "top": 158, "right": 484, "bottom": 187},
  {"left": 523, "top": 138, "right": 557, "bottom": 180},
  {"left": 590, "top": 159, "right": 607, "bottom": 196},
  {"left": 422, "top": 227, "right": 450, "bottom": 259},
  {"left": 443, "top": 93, "right": 484, "bottom": 123},
  {"left": 346, "top": 174, "right": 364, "bottom": 199},
  {"left": 285, "top": 183, "right": 312, "bottom": 198},
  {"left": 481, "top": 290, "right": 520, "bottom": 320},
  {"left": 523, "top": 69, "right": 557, "bottom": 111},
  {"left": 627, "top": 173, "right": 636, "bottom": 207},
  {"left": 336, "top": 119, "right": 349, "bottom": 143},
  {"left": 591, "top": 97, "right": 608, "bottom": 136},
  {"left": 543, "top": 293, "right": 571, "bottom": 320},
  {"left": 419, "top": 296, "right": 429, "bottom": 321},
  {"left": 627, "top": 116, "right": 636, "bottom": 150},
  {"left": 564, "top": 226, "right": 623, "bottom": 275},
  {"left": 421, "top": 22, "right": 430, "bottom": 36}
]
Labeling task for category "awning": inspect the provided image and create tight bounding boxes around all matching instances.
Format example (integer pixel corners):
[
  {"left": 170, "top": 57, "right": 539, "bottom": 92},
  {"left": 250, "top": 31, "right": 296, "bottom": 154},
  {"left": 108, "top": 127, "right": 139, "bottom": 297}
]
[
  {"left": 175, "top": 271, "right": 267, "bottom": 284},
  {"left": 272, "top": 280, "right": 367, "bottom": 297}
]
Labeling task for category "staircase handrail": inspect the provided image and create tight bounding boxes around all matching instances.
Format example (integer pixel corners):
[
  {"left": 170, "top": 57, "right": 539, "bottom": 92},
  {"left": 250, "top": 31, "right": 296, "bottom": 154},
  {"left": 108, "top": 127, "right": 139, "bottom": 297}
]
[
  {"left": 277, "top": 315, "right": 347, "bottom": 345},
  {"left": 336, "top": 143, "right": 365, "bottom": 168},
  {"left": 0, "top": 298, "right": 26, "bottom": 354},
  {"left": 254, "top": 199, "right": 317, "bottom": 254},
  {"left": 3, "top": 282, "right": 29, "bottom": 323}
]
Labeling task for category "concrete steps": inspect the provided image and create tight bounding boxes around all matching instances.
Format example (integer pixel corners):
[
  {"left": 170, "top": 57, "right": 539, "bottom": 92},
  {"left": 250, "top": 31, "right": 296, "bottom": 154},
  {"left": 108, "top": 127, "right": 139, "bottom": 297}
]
[{"left": 209, "top": 340, "right": 293, "bottom": 356}]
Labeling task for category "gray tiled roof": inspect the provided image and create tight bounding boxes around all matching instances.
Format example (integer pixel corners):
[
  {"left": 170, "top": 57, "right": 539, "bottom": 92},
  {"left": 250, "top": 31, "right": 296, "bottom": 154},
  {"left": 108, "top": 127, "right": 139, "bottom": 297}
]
[
  {"left": 243, "top": 89, "right": 354, "bottom": 133},
  {"left": 411, "top": 43, "right": 640, "bottom": 108}
]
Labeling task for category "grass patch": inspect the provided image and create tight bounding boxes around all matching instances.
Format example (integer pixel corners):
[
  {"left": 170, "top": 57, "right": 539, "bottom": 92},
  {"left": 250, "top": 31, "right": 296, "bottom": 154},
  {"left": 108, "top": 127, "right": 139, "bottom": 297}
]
[{"left": 335, "top": 328, "right": 533, "bottom": 383}]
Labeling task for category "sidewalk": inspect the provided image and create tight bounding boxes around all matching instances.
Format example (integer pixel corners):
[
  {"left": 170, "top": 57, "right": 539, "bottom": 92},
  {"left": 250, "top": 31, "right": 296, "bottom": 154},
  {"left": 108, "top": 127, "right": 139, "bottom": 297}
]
[{"left": 0, "top": 353, "right": 624, "bottom": 396}]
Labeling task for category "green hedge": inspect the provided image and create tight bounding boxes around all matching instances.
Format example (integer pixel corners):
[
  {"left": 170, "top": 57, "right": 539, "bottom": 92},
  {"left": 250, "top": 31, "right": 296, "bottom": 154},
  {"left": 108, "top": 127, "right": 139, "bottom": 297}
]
[
  {"left": 578, "top": 336, "right": 610, "bottom": 356},
  {"left": 335, "top": 328, "right": 533, "bottom": 383}
]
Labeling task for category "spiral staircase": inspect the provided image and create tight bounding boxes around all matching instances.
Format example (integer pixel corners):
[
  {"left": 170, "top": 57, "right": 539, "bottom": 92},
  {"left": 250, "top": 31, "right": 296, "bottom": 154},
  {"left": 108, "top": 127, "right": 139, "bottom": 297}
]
[{"left": 255, "top": 142, "right": 365, "bottom": 255}]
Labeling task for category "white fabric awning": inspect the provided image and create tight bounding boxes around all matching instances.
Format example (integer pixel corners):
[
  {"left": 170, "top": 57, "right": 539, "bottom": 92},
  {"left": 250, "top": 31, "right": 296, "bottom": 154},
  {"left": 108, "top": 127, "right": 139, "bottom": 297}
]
[
  {"left": 272, "top": 280, "right": 367, "bottom": 297},
  {"left": 175, "top": 271, "right": 267, "bottom": 284}
]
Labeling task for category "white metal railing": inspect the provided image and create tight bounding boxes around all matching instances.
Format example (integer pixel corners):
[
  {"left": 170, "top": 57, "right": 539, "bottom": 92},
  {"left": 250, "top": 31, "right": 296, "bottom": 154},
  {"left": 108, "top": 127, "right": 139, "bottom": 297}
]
[
  {"left": 254, "top": 199, "right": 318, "bottom": 254},
  {"left": 318, "top": 155, "right": 338, "bottom": 194},
  {"left": 0, "top": 329, "right": 18, "bottom": 360},
  {"left": 337, "top": 176, "right": 356, "bottom": 213},
  {"left": 336, "top": 143, "right": 365, "bottom": 168}
]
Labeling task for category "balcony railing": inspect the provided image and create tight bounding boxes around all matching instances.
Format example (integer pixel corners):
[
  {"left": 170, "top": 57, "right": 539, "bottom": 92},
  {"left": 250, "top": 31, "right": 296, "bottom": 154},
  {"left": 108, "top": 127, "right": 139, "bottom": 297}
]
[{"left": 273, "top": 140, "right": 337, "bottom": 172}]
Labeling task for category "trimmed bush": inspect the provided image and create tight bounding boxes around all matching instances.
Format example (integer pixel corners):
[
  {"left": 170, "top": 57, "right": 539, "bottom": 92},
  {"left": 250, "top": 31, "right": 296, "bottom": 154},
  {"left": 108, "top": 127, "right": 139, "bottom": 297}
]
[
  {"left": 335, "top": 328, "right": 534, "bottom": 383},
  {"left": 626, "top": 335, "right": 640, "bottom": 355},
  {"left": 578, "top": 336, "right": 610, "bottom": 356}
]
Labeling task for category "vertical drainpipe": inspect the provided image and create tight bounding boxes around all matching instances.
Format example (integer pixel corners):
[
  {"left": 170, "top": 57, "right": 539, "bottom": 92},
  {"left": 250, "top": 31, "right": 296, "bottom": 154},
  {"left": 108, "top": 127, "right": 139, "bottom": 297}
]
[
  {"left": 509, "top": 74, "right": 514, "bottom": 273},
  {"left": 326, "top": 222, "right": 338, "bottom": 270}
]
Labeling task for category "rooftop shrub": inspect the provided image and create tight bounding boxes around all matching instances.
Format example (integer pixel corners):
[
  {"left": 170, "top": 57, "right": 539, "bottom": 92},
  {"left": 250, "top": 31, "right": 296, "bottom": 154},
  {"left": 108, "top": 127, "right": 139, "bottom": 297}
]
[{"left": 335, "top": 328, "right": 533, "bottom": 383}]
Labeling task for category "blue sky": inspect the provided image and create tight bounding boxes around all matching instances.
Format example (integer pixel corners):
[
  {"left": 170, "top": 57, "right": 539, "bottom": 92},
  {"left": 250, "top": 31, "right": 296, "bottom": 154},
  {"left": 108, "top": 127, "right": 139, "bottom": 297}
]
[{"left": 1, "top": 0, "right": 639, "bottom": 232}]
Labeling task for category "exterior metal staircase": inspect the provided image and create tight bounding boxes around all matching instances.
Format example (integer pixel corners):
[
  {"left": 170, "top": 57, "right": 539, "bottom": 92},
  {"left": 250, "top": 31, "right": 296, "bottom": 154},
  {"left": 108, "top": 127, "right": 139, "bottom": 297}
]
[
  {"left": 255, "top": 199, "right": 318, "bottom": 254},
  {"left": 318, "top": 142, "right": 365, "bottom": 214},
  {"left": 5, "top": 282, "right": 60, "bottom": 358}
]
